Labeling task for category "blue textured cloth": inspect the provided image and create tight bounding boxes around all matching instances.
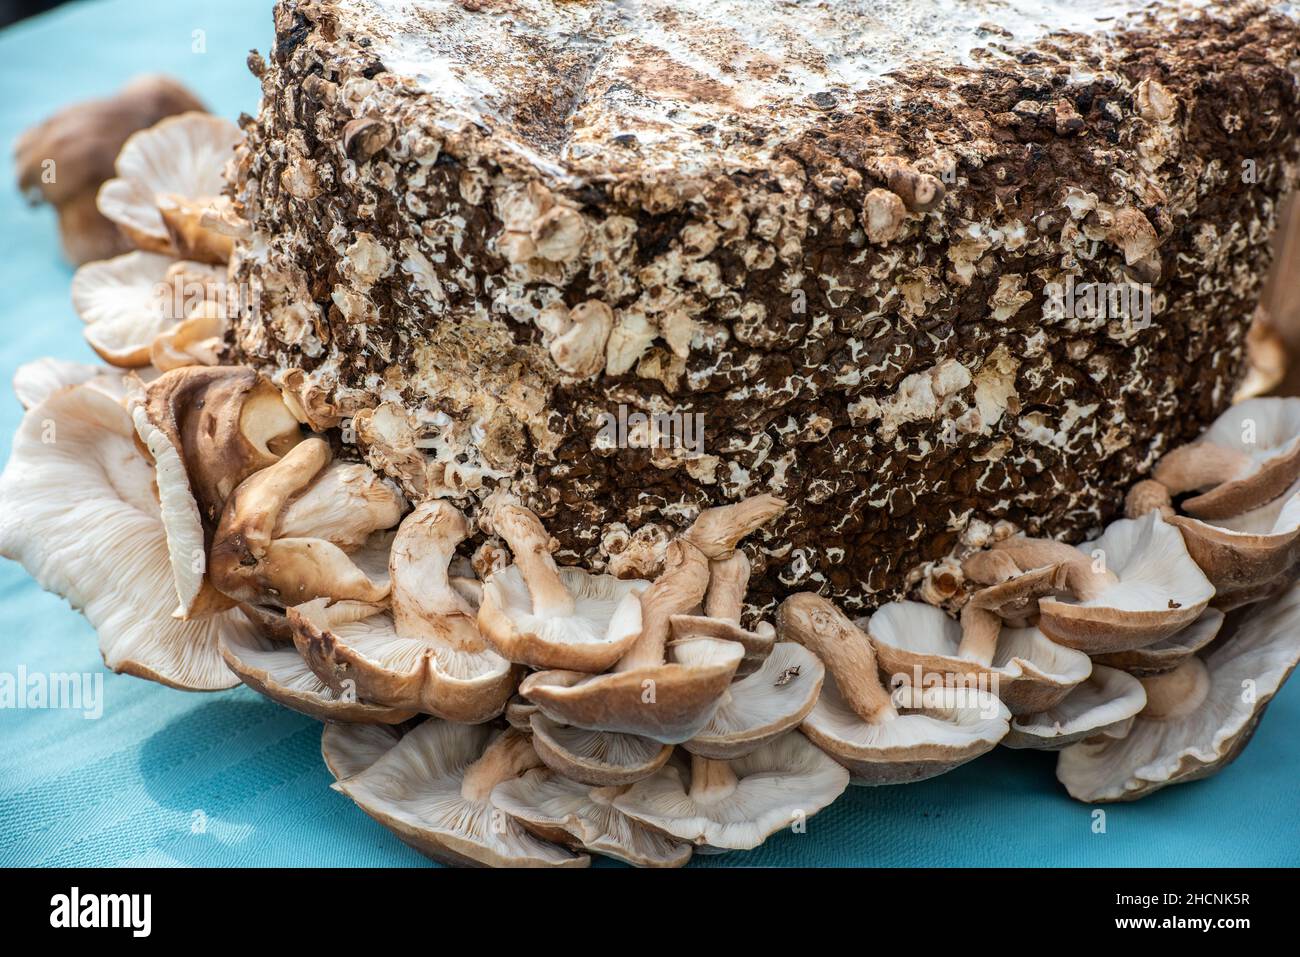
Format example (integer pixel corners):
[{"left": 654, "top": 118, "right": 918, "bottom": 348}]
[{"left": 1, "top": 0, "right": 1297, "bottom": 868}]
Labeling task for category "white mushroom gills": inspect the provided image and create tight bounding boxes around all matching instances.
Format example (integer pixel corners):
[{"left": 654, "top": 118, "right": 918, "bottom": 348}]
[{"left": 1137, "top": 658, "right": 1211, "bottom": 721}]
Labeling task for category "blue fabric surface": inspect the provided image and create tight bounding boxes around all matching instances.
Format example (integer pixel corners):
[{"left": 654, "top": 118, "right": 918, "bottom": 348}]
[{"left": 0, "top": 0, "right": 1297, "bottom": 868}]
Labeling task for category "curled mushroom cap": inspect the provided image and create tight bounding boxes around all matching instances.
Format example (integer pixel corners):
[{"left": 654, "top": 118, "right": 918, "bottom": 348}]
[
  {"left": 867, "top": 601, "right": 1091, "bottom": 716},
  {"left": 332, "top": 722, "right": 588, "bottom": 867},
  {"left": 0, "top": 382, "right": 257, "bottom": 689},
  {"left": 1003, "top": 666, "right": 1147, "bottom": 751},
  {"left": 210, "top": 438, "right": 392, "bottom": 608},
  {"left": 1153, "top": 398, "right": 1300, "bottom": 520},
  {"left": 477, "top": 503, "right": 647, "bottom": 672},
  {"left": 97, "top": 112, "right": 241, "bottom": 262},
  {"left": 219, "top": 624, "right": 415, "bottom": 724},
  {"left": 682, "top": 641, "right": 825, "bottom": 759},
  {"left": 1034, "top": 512, "right": 1215, "bottom": 654},
  {"left": 1057, "top": 581, "right": 1300, "bottom": 802},
  {"left": 492, "top": 768, "right": 692, "bottom": 867},
  {"left": 526, "top": 713, "right": 673, "bottom": 786},
  {"left": 289, "top": 501, "right": 515, "bottom": 723},
  {"left": 612, "top": 735, "right": 849, "bottom": 852},
  {"left": 71, "top": 252, "right": 222, "bottom": 367},
  {"left": 778, "top": 593, "right": 1009, "bottom": 784},
  {"left": 1170, "top": 481, "right": 1300, "bottom": 612},
  {"left": 275, "top": 462, "right": 405, "bottom": 551},
  {"left": 1093, "top": 607, "right": 1225, "bottom": 675}
]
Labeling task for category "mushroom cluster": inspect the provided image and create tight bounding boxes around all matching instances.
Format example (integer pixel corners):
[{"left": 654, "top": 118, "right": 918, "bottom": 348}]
[{"left": 3, "top": 109, "right": 1300, "bottom": 867}]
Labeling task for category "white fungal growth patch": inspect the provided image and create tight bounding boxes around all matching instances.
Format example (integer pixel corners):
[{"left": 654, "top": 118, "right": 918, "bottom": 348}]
[{"left": 848, "top": 358, "right": 972, "bottom": 440}]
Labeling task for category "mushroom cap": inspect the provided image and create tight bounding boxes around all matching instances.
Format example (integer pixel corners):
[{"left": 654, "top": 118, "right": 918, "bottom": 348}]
[
  {"left": 1056, "top": 581, "right": 1300, "bottom": 802},
  {"left": 1003, "top": 666, "right": 1147, "bottom": 750},
  {"left": 321, "top": 721, "right": 407, "bottom": 782},
  {"left": 684, "top": 641, "right": 825, "bottom": 759},
  {"left": 1037, "top": 512, "right": 1215, "bottom": 653},
  {"left": 1172, "top": 398, "right": 1300, "bottom": 520},
  {"left": 528, "top": 713, "right": 672, "bottom": 786},
  {"left": 275, "top": 461, "right": 405, "bottom": 551},
  {"left": 669, "top": 613, "right": 776, "bottom": 676},
  {"left": 478, "top": 565, "right": 646, "bottom": 672},
  {"left": 1171, "top": 482, "right": 1300, "bottom": 610},
  {"left": 333, "top": 721, "right": 588, "bottom": 867},
  {"left": 492, "top": 768, "right": 692, "bottom": 867},
  {"left": 505, "top": 695, "right": 539, "bottom": 731},
  {"left": 97, "top": 112, "right": 240, "bottom": 257},
  {"left": 71, "top": 251, "right": 199, "bottom": 367},
  {"left": 1093, "top": 607, "right": 1225, "bottom": 675},
  {"left": 289, "top": 597, "right": 515, "bottom": 724},
  {"left": 0, "top": 382, "right": 257, "bottom": 689},
  {"left": 867, "top": 601, "right": 1091, "bottom": 715},
  {"left": 220, "top": 627, "right": 416, "bottom": 723},
  {"left": 12, "top": 357, "right": 120, "bottom": 410},
  {"left": 238, "top": 602, "right": 294, "bottom": 642},
  {"left": 802, "top": 674, "right": 1010, "bottom": 785},
  {"left": 612, "top": 732, "right": 848, "bottom": 851},
  {"left": 519, "top": 637, "right": 743, "bottom": 744}
]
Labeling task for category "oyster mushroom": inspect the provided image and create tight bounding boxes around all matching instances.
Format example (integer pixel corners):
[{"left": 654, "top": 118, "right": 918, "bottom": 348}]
[
  {"left": 866, "top": 600, "right": 1091, "bottom": 716},
  {"left": 133, "top": 366, "right": 305, "bottom": 617},
  {"left": 12, "top": 357, "right": 123, "bottom": 410},
  {"left": 1153, "top": 398, "right": 1300, "bottom": 520},
  {"left": 492, "top": 767, "right": 693, "bottom": 867},
  {"left": 0, "top": 381, "right": 257, "bottom": 689},
  {"left": 150, "top": 304, "right": 228, "bottom": 372},
  {"left": 668, "top": 551, "right": 776, "bottom": 676},
  {"left": 211, "top": 438, "right": 392, "bottom": 607},
  {"left": 15, "top": 74, "right": 206, "bottom": 264},
  {"left": 220, "top": 614, "right": 415, "bottom": 724},
  {"left": 289, "top": 501, "right": 515, "bottom": 723},
  {"left": 477, "top": 502, "right": 647, "bottom": 672},
  {"left": 71, "top": 251, "right": 223, "bottom": 367},
  {"left": 97, "top": 112, "right": 241, "bottom": 262},
  {"left": 1168, "top": 481, "right": 1300, "bottom": 612},
  {"left": 275, "top": 462, "right": 405, "bottom": 551},
  {"left": 332, "top": 722, "right": 588, "bottom": 867},
  {"left": 1057, "top": 582, "right": 1300, "bottom": 801},
  {"left": 778, "top": 593, "right": 1010, "bottom": 784},
  {"left": 1030, "top": 512, "right": 1215, "bottom": 654},
  {"left": 519, "top": 496, "right": 783, "bottom": 744},
  {"left": 526, "top": 713, "right": 672, "bottom": 786},
  {"left": 1093, "top": 607, "right": 1225, "bottom": 675},
  {"left": 612, "top": 733, "right": 849, "bottom": 852},
  {"left": 1002, "top": 666, "right": 1147, "bottom": 750}
]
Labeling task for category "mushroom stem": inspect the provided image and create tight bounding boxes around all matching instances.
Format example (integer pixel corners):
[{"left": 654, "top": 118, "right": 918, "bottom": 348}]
[
  {"left": 687, "top": 753, "right": 738, "bottom": 804},
  {"left": 1125, "top": 479, "right": 1174, "bottom": 520},
  {"left": 218, "top": 438, "right": 331, "bottom": 558},
  {"left": 776, "top": 593, "right": 898, "bottom": 724},
  {"left": 460, "top": 729, "right": 543, "bottom": 802},
  {"left": 617, "top": 539, "right": 711, "bottom": 671},
  {"left": 704, "top": 551, "right": 750, "bottom": 623},
  {"left": 1138, "top": 658, "right": 1211, "bottom": 720},
  {"left": 682, "top": 494, "right": 787, "bottom": 560},
  {"left": 490, "top": 504, "right": 575, "bottom": 617},
  {"left": 1153, "top": 443, "right": 1253, "bottom": 495},
  {"left": 390, "top": 501, "right": 477, "bottom": 638},
  {"left": 987, "top": 537, "right": 1118, "bottom": 601},
  {"left": 956, "top": 602, "right": 1001, "bottom": 666}
]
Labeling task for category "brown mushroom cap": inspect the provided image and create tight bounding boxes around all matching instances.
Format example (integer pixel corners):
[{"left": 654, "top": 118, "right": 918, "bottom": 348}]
[
  {"left": 0, "top": 382, "right": 257, "bottom": 690},
  {"left": 1093, "top": 607, "right": 1225, "bottom": 675},
  {"left": 1002, "top": 665, "right": 1146, "bottom": 750},
  {"left": 1035, "top": 512, "right": 1215, "bottom": 654},
  {"left": 778, "top": 593, "right": 1009, "bottom": 784},
  {"left": 683, "top": 641, "right": 825, "bottom": 759},
  {"left": 528, "top": 713, "right": 672, "bottom": 786},
  {"left": 492, "top": 768, "right": 693, "bottom": 868},
  {"left": 1056, "top": 581, "right": 1300, "bottom": 802},
  {"left": 332, "top": 722, "right": 588, "bottom": 867},
  {"left": 1171, "top": 481, "right": 1300, "bottom": 611},
  {"left": 289, "top": 502, "right": 514, "bottom": 722},
  {"left": 612, "top": 734, "right": 848, "bottom": 851},
  {"left": 1155, "top": 398, "right": 1300, "bottom": 520},
  {"left": 867, "top": 601, "right": 1091, "bottom": 716},
  {"left": 220, "top": 627, "right": 415, "bottom": 724}
]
